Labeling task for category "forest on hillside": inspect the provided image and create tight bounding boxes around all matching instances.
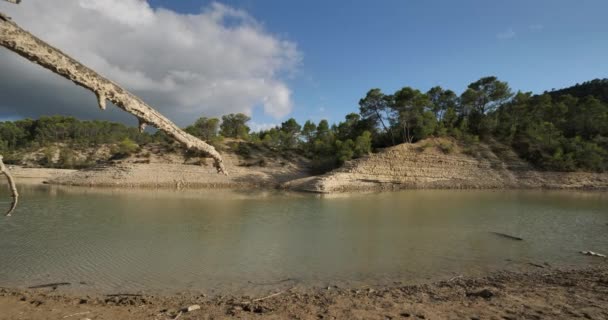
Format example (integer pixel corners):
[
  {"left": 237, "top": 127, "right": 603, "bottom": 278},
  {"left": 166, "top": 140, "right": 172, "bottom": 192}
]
[{"left": 1, "top": 78, "right": 607, "bottom": 172}]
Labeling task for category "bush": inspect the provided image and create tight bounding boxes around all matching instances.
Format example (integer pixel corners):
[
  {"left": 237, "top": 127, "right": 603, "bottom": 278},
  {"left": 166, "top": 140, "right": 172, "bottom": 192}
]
[
  {"left": 438, "top": 141, "right": 454, "bottom": 154},
  {"left": 57, "top": 148, "right": 76, "bottom": 168},
  {"left": 111, "top": 138, "right": 139, "bottom": 159}
]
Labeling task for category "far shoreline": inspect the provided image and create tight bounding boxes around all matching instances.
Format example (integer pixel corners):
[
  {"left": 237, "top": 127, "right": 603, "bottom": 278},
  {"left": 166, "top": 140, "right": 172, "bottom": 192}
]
[{"left": 6, "top": 164, "right": 608, "bottom": 193}]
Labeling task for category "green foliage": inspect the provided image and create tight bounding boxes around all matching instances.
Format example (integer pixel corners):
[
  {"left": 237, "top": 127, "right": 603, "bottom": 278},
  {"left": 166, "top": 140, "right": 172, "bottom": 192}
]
[
  {"left": 185, "top": 117, "right": 220, "bottom": 141},
  {"left": 359, "top": 89, "right": 396, "bottom": 145},
  {"left": 0, "top": 116, "right": 153, "bottom": 154},
  {"left": 354, "top": 131, "right": 372, "bottom": 157},
  {"left": 547, "top": 79, "right": 608, "bottom": 104},
  {"left": 4, "top": 77, "right": 607, "bottom": 174},
  {"left": 334, "top": 139, "right": 355, "bottom": 163},
  {"left": 220, "top": 113, "right": 251, "bottom": 139},
  {"left": 279, "top": 118, "right": 301, "bottom": 149},
  {"left": 438, "top": 141, "right": 454, "bottom": 154},
  {"left": 112, "top": 138, "right": 140, "bottom": 159}
]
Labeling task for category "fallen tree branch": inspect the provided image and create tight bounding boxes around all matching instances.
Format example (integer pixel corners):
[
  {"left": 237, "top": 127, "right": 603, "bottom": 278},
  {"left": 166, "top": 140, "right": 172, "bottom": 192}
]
[
  {"left": 0, "top": 156, "right": 18, "bottom": 216},
  {"left": 490, "top": 232, "right": 523, "bottom": 241},
  {"left": 105, "top": 293, "right": 143, "bottom": 297},
  {"left": 0, "top": 12, "right": 227, "bottom": 175},
  {"left": 27, "top": 282, "right": 71, "bottom": 289},
  {"left": 252, "top": 286, "right": 294, "bottom": 302},
  {"left": 62, "top": 311, "right": 90, "bottom": 319}
]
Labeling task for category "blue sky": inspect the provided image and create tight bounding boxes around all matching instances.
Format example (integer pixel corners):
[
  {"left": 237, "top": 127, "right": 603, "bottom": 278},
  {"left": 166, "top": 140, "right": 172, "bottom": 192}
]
[{"left": 147, "top": 0, "right": 608, "bottom": 126}]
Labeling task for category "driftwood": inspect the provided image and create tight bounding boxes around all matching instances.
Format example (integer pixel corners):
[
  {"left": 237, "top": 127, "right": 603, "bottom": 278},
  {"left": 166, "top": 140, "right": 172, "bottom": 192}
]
[
  {"left": 0, "top": 12, "right": 226, "bottom": 174},
  {"left": 62, "top": 311, "right": 91, "bottom": 319},
  {"left": 581, "top": 251, "right": 606, "bottom": 258},
  {"left": 490, "top": 232, "right": 523, "bottom": 241},
  {"left": 0, "top": 4, "right": 229, "bottom": 215},
  {"left": 0, "top": 156, "right": 18, "bottom": 216},
  {"left": 28, "top": 282, "right": 71, "bottom": 289},
  {"left": 105, "top": 293, "right": 143, "bottom": 297},
  {"left": 247, "top": 277, "right": 298, "bottom": 286}
]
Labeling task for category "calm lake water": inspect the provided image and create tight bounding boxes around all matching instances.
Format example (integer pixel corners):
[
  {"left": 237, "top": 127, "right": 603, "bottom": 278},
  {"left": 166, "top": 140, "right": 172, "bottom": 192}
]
[{"left": 0, "top": 185, "right": 607, "bottom": 295}]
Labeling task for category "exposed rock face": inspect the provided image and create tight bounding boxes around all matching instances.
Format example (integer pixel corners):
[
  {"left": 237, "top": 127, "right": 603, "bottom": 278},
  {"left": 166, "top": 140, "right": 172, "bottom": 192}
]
[{"left": 284, "top": 139, "right": 608, "bottom": 193}]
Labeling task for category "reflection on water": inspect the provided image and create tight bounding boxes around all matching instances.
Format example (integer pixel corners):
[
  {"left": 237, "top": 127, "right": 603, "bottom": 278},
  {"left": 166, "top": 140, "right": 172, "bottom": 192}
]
[{"left": 0, "top": 185, "right": 606, "bottom": 294}]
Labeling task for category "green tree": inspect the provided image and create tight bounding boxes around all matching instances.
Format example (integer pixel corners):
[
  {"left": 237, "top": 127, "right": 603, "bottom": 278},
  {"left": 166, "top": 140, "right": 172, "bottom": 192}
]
[
  {"left": 427, "top": 86, "right": 458, "bottom": 120},
  {"left": 359, "top": 89, "right": 396, "bottom": 145},
  {"left": 185, "top": 117, "right": 220, "bottom": 141},
  {"left": 280, "top": 118, "right": 301, "bottom": 149},
  {"left": 460, "top": 76, "right": 513, "bottom": 115},
  {"left": 335, "top": 139, "right": 355, "bottom": 163},
  {"left": 354, "top": 131, "right": 372, "bottom": 157},
  {"left": 220, "top": 113, "right": 251, "bottom": 139},
  {"left": 392, "top": 87, "right": 435, "bottom": 143}
]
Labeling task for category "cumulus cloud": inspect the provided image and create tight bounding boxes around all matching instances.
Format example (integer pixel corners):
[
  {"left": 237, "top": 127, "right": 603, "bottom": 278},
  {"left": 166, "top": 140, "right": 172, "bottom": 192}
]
[{"left": 0, "top": 0, "right": 300, "bottom": 125}]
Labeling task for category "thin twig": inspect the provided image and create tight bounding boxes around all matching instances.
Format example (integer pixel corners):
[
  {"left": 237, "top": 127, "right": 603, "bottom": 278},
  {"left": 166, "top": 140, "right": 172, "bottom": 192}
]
[
  {"left": 63, "top": 311, "right": 90, "bottom": 319},
  {"left": 252, "top": 286, "right": 294, "bottom": 302},
  {"left": 448, "top": 275, "right": 463, "bottom": 282},
  {"left": 105, "top": 293, "right": 143, "bottom": 297}
]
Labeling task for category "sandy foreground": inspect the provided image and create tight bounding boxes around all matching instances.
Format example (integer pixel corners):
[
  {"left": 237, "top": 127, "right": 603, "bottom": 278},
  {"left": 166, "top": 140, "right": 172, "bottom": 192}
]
[{"left": 0, "top": 266, "right": 607, "bottom": 320}]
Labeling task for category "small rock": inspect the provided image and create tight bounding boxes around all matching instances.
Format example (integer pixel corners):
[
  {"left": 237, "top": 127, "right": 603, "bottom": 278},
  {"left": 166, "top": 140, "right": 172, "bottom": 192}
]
[
  {"left": 185, "top": 304, "right": 201, "bottom": 312},
  {"left": 30, "top": 300, "right": 43, "bottom": 307},
  {"left": 466, "top": 289, "right": 494, "bottom": 299}
]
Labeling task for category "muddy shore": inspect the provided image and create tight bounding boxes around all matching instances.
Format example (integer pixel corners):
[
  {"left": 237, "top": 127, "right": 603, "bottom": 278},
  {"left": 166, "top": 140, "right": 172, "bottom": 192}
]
[{"left": 1, "top": 266, "right": 607, "bottom": 319}]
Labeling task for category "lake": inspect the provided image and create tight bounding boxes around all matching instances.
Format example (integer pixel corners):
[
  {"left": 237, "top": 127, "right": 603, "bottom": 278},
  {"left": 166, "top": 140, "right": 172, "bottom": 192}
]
[{"left": 0, "top": 185, "right": 606, "bottom": 295}]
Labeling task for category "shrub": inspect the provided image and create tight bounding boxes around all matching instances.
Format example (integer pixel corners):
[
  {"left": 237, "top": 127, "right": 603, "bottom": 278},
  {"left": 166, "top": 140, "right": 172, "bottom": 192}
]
[
  {"left": 438, "top": 141, "right": 454, "bottom": 154},
  {"left": 112, "top": 138, "right": 139, "bottom": 159}
]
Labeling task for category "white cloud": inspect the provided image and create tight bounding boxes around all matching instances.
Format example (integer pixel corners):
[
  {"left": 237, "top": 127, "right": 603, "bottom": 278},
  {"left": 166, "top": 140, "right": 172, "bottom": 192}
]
[
  {"left": 496, "top": 28, "right": 516, "bottom": 40},
  {"left": 0, "top": 0, "right": 301, "bottom": 124}
]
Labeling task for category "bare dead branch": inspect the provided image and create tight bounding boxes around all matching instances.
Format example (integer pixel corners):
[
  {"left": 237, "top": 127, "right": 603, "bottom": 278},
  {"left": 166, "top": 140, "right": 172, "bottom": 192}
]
[
  {"left": 0, "top": 156, "right": 18, "bottom": 216},
  {"left": 0, "top": 12, "right": 227, "bottom": 175}
]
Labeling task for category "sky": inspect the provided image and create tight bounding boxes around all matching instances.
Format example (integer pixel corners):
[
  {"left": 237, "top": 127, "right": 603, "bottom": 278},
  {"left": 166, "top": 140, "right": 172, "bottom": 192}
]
[{"left": 0, "top": 0, "right": 607, "bottom": 130}]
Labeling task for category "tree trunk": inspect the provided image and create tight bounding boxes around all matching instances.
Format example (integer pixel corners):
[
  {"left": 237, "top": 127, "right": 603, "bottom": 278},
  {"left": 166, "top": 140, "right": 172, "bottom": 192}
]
[
  {"left": 0, "top": 10, "right": 229, "bottom": 215},
  {"left": 0, "top": 12, "right": 227, "bottom": 175},
  {"left": 0, "top": 156, "right": 18, "bottom": 216}
]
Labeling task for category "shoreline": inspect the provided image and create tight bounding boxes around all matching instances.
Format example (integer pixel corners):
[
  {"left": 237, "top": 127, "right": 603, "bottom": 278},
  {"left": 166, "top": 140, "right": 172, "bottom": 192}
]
[
  {"left": 1, "top": 265, "right": 607, "bottom": 319},
  {"left": 7, "top": 165, "right": 608, "bottom": 193}
]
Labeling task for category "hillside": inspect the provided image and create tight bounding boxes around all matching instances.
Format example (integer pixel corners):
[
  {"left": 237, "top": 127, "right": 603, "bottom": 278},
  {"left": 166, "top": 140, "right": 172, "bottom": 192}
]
[
  {"left": 47, "top": 140, "right": 309, "bottom": 188},
  {"left": 547, "top": 78, "right": 608, "bottom": 103},
  {"left": 7, "top": 140, "right": 310, "bottom": 188},
  {"left": 283, "top": 138, "right": 608, "bottom": 193}
]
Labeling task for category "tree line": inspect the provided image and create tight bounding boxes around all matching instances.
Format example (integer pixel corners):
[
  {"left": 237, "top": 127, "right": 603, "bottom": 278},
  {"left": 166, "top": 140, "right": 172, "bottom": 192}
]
[
  {"left": 1, "top": 77, "right": 606, "bottom": 172},
  {"left": 186, "top": 77, "right": 608, "bottom": 172}
]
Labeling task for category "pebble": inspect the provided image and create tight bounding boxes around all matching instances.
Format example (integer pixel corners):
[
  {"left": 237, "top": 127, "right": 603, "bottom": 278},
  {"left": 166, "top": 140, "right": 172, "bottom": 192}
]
[{"left": 186, "top": 304, "right": 201, "bottom": 312}]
